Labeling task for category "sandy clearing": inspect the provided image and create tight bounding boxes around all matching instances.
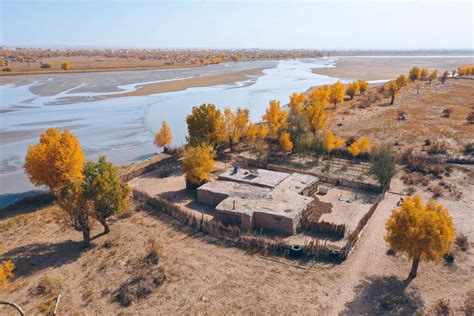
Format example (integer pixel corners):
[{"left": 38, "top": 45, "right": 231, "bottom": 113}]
[{"left": 313, "top": 56, "right": 474, "bottom": 80}]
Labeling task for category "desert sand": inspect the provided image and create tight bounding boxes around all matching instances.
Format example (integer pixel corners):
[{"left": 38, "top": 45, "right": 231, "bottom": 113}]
[{"left": 313, "top": 56, "right": 474, "bottom": 80}]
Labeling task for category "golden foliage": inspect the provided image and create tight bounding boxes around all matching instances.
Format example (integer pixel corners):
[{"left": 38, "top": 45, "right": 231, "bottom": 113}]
[
  {"left": 262, "top": 100, "right": 287, "bottom": 138},
  {"left": 385, "top": 195, "right": 455, "bottom": 264},
  {"left": 224, "top": 107, "right": 249, "bottom": 149},
  {"left": 279, "top": 132, "right": 293, "bottom": 152},
  {"left": 409, "top": 66, "right": 421, "bottom": 81},
  {"left": 24, "top": 128, "right": 85, "bottom": 192},
  {"left": 348, "top": 136, "right": 371, "bottom": 156},
  {"left": 428, "top": 69, "right": 438, "bottom": 83},
  {"left": 256, "top": 124, "right": 268, "bottom": 140},
  {"left": 395, "top": 74, "right": 407, "bottom": 89},
  {"left": 289, "top": 92, "right": 307, "bottom": 115},
  {"left": 182, "top": 145, "right": 215, "bottom": 185},
  {"left": 0, "top": 260, "right": 15, "bottom": 287},
  {"left": 61, "top": 61, "right": 71, "bottom": 71},
  {"left": 420, "top": 68, "right": 429, "bottom": 80},
  {"left": 358, "top": 80, "right": 368, "bottom": 95},
  {"left": 329, "top": 81, "right": 344, "bottom": 107},
  {"left": 154, "top": 121, "right": 173, "bottom": 148},
  {"left": 345, "top": 81, "right": 360, "bottom": 100},
  {"left": 324, "top": 130, "right": 345, "bottom": 152},
  {"left": 305, "top": 87, "right": 329, "bottom": 133},
  {"left": 245, "top": 123, "right": 258, "bottom": 141},
  {"left": 186, "top": 103, "right": 225, "bottom": 147}
]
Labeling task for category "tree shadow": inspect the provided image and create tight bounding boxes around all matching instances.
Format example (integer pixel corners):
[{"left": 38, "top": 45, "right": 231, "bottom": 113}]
[
  {"left": 341, "top": 275, "right": 424, "bottom": 315},
  {"left": 1, "top": 240, "right": 85, "bottom": 278}
]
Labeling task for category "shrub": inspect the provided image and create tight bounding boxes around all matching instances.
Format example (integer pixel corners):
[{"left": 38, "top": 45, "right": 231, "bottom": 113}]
[
  {"left": 428, "top": 141, "right": 448, "bottom": 155},
  {"left": 424, "top": 139, "right": 432, "bottom": 146},
  {"left": 115, "top": 267, "right": 165, "bottom": 306},
  {"left": 442, "top": 108, "right": 453, "bottom": 118},
  {"left": 35, "top": 275, "right": 61, "bottom": 296},
  {"left": 454, "top": 233, "right": 469, "bottom": 252},
  {"left": 430, "top": 184, "right": 443, "bottom": 198},
  {"left": 443, "top": 252, "right": 454, "bottom": 264},
  {"left": 464, "top": 143, "right": 474, "bottom": 155},
  {"left": 467, "top": 112, "right": 474, "bottom": 124},
  {"left": 145, "top": 238, "right": 162, "bottom": 265},
  {"left": 397, "top": 110, "right": 407, "bottom": 121},
  {"left": 463, "top": 291, "right": 474, "bottom": 316},
  {"left": 433, "top": 299, "right": 452, "bottom": 316},
  {"left": 40, "top": 63, "right": 52, "bottom": 69},
  {"left": 0, "top": 260, "right": 15, "bottom": 287},
  {"left": 2, "top": 67, "right": 12, "bottom": 72}
]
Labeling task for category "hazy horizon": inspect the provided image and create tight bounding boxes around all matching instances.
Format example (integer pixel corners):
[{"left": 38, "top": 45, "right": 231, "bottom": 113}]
[{"left": 1, "top": 0, "right": 473, "bottom": 50}]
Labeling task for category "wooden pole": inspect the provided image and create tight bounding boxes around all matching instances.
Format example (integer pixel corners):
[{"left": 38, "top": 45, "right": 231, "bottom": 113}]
[{"left": 53, "top": 294, "right": 61, "bottom": 315}]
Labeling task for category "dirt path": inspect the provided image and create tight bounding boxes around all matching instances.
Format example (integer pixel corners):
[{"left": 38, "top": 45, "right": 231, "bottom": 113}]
[{"left": 332, "top": 179, "right": 405, "bottom": 314}]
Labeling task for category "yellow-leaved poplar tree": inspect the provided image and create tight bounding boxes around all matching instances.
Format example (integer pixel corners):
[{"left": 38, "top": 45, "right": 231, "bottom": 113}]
[
  {"left": 385, "top": 81, "right": 399, "bottom": 105},
  {"left": 24, "top": 128, "right": 85, "bottom": 193},
  {"left": 420, "top": 68, "right": 429, "bottom": 80},
  {"left": 395, "top": 74, "right": 408, "bottom": 90},
  {"left": 224, "top": 107, "right": 249, "bottom": 151},
  {"left": 324, "top": 130, "right": 345, "bottom": 152},
  {"left": 154, "top": 121, "right": 173, "bottom": 151},
  {"left": 182, "top": 145, "right": 215, "bottom": 188},
  {"left": 385, "top": 195, "right": 455, "bottom": 279},
  {"left": 348, "top": 136, "right": 371, "bottom": 156},
  {"left": 345, "top": 81, "right": 359, "bottom": 100},
  {"left": 289, "top": 92, "right": 307, "bottom": 115},
  {"left": 0, "top": 260, "right": 15, "bottom": 287},
  {"left": 256, "top": 124, "right": 268, "bottom": 140},
  {"left": 262, "top": 100, "right": 287, "bottom": 138},
  {"left": 61, "top": 62, "right": 71, "bottom": 71},
  {"left": 329, "top": 81, "right": 344, "bottom": 108},
  {"left": 305, "top": 87, "right": 328, "bottom": 134},
  {"left": 186, "top": 103, "right": 225, "bottom": 148},
  {"left": 409, "top": 67, "right": 421, "bottom": 81},
  {"left": 428, "top": 70, "right": 438, "bottom": 83},
  {"left": 358, "top": 80, "right": 368, "bottom": 95},
  {"left": 279, "top": 132, "right": 293, "bottom": 152},
  {"left": 245, "top": 122, "right": 258, "bottom": 141}
]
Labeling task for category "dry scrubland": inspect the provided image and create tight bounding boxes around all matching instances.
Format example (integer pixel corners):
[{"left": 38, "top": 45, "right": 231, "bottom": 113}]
[
  {"left": 328, "top": 78, "right": 474, "bottom": 153},
  {"left": 0, "top": 176, "right": 473, "bottom": 315}
]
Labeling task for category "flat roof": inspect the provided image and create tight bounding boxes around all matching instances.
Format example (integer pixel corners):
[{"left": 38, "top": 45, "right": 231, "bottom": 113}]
[
  {"left": 198, "top": 168, "right": 318, "bottom": 219},
  {"left": 218, "top": 168, "right": 289, "bottom": 188}
]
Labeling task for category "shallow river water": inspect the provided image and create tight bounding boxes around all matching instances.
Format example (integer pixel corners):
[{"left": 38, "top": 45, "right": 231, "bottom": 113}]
[{"left": 0, "top": 57, "right": 363, "bottom": 204}]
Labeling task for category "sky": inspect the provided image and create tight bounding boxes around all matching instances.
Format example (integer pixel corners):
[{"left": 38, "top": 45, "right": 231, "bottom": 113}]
[{"left": 1, "top": 0, "right": 473, "bottom": 50}]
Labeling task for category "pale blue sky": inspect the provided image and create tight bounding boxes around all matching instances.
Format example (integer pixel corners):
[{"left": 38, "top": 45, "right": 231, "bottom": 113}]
[{"left": 1, "top": 0, "right": 473, "bottom": 49}]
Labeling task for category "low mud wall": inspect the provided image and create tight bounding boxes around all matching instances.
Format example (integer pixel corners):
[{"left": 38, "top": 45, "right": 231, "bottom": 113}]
[
  {"left": 235, "top": 156, "right": 383, "bottom": 193},
  {"left": 120, "top": 154, "right": 178, "bottom": 182},
  {"left": 340, "top": 196, "right": 383, "bottom": 257},
  {"left": 132, "top": 189, "right": 343, "bottom": 260}
]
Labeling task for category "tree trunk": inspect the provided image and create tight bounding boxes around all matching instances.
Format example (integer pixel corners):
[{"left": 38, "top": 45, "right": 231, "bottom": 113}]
[
  {"left": 229, "top": 138, "right": 234, "bottom": 152},
  {"left": 409, "top": 257, "right": 420, "bottom": 279},
  {"left": 82, "top": 226, "right": 91, "bottom": 248},
  {"left": 350, "top": 95, "right": 353, "bottom": 100},
  {"left": 100, "top": 218, "right": 110, "bottom": 234},
  {"left": 390, "top": 93, "right": 395, "bottom": 105}
]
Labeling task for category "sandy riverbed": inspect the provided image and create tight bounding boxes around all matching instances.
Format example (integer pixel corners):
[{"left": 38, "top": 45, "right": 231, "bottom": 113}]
[{"left": 99, "top": 68, "right": 264, "bottom": 99}]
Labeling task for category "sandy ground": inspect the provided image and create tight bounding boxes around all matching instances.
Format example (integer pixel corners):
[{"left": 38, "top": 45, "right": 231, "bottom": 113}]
[
  {"left": 313, "top": 56, "right": 474, "bottom": 80},
  {"left": 328, "top": 78, "right": 474, "bottom": 153},
  {"left": 1, "top": 175, "right": 473, "bottom": 315},
  {"left": 100, "top": 68, "right": 264, "bottom": 98}
]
